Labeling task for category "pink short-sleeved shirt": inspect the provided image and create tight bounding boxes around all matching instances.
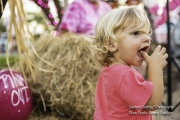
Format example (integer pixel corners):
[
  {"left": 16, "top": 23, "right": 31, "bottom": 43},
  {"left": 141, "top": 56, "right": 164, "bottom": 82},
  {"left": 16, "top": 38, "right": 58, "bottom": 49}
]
[
  {"left": 94, "top": 64, "right": 154, "bottom": 120},
  {"left": 59, "top": 0, "right": 111, "bottom": 36}
]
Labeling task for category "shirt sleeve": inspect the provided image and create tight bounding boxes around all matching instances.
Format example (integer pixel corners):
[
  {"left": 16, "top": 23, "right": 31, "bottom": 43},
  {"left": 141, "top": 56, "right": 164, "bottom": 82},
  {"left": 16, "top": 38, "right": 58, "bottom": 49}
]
[
  {"left": 119, "top": 70, "right": 154, "bottom": 112},
  {"left": 59, "top": 2, "right": 81, "bottom": 33}
]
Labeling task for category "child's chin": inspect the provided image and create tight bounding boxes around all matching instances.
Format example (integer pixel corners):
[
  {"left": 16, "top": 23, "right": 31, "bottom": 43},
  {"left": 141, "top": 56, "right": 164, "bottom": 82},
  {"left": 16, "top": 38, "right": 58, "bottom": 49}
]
[{"left": 135, "top": 61, "right": 144, "bottom": 66}]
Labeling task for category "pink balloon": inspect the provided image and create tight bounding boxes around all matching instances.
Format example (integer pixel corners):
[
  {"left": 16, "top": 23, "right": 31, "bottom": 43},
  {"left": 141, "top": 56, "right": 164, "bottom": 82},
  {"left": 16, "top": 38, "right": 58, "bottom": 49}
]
[{"left": 0, "top": 70, "right": 32, "bottom": 120}]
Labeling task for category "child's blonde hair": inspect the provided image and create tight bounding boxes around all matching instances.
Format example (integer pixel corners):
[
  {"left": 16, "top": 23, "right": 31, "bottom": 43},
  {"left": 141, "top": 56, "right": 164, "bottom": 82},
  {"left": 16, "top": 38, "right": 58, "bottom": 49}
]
[{"left": 94, "top": 6, "right": 151, "bottom": 66}]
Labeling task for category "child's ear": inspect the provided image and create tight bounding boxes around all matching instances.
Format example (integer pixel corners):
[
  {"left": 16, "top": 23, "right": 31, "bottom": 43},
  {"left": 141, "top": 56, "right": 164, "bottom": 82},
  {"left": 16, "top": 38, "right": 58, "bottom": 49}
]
[{"left": 108, "top": 40, "right": 117, "bottom": 52}]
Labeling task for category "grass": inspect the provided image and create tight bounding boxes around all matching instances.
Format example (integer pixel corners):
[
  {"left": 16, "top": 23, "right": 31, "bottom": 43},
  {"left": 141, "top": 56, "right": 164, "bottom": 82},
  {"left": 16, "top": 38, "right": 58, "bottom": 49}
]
[{"left": 0, "top": 54, "right": 19, "bottom": 69}]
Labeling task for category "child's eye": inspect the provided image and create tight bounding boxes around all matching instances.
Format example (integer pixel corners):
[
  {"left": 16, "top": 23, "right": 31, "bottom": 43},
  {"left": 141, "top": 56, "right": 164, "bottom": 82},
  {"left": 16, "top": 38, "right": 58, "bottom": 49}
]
[{"left": 132, "top": 31, "right": 140, "bottom": 35}]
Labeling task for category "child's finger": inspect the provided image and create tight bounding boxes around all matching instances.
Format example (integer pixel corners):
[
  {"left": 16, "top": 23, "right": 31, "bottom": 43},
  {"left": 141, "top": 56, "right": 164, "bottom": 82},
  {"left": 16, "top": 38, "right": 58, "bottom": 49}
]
[
  {"left": 140, "top": 51, "right": 149, "bottom": 60},
  {"left": 154, "top": 45, "right": 161, "bottom": 52},
  {"left": 160, "top": 47, "right": 166, "bottom": 54},
  {"left": 164, "top": 53, "right": 168, "bottom": 59}
]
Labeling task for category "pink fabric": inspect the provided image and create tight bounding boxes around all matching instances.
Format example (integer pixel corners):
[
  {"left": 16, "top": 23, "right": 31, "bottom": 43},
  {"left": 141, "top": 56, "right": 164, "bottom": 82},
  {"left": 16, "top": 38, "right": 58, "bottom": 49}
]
[
  {"left": 94, "top": 64, "right": 154, "bottom": 120},
  {"left": 149, "top": 0, "right": 180, "bottom": 27},
  {"left": 59, "top": 0, "right": 111, "bottom": 36}
]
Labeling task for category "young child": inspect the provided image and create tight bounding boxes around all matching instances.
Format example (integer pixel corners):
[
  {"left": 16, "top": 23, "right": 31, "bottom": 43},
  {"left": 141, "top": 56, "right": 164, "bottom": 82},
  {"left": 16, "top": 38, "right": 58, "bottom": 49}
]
[{"left": 93, "top": 6, "right": 168, "bottom": 120}]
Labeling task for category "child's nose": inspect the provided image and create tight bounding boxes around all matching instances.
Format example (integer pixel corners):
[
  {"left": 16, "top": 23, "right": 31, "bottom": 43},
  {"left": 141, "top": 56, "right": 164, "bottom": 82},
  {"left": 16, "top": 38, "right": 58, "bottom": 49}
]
[{"left": 143, "top": 34, "right": 151, "bottom": 44}]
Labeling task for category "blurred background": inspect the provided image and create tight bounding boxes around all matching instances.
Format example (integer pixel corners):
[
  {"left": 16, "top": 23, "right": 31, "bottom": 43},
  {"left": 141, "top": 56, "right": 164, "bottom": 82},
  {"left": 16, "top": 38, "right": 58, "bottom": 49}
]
[
  {"left": 0, "top": 0, "right": 178, "bottom": 67},
  {"left": 0, "top": 0, "right": 179, "bottom": 53}
]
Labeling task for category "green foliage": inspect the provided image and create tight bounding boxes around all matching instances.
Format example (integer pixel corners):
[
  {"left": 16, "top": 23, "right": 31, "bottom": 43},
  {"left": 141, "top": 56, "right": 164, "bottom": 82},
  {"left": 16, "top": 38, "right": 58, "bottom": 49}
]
[
  {"left": 0, "top": 19, "right": 6, "bottom": 32},
  {"left": 0, "top": 55, "right": 19, "bottom": 69}
]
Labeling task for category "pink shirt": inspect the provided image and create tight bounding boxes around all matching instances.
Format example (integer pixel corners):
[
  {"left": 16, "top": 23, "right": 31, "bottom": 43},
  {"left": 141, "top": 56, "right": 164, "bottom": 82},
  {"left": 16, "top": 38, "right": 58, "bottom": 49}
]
[
  {"left": 94, "top": 64, "right": 154, "bottom": 120},
  {"left": 59, "top": 0, "right": 111, "bottom": 36}
]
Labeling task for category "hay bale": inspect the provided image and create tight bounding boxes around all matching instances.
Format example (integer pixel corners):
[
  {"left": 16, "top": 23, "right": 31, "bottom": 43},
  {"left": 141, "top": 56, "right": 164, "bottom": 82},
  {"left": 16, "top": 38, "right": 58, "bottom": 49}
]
[{"left": 13, "top": 33, "right": 100, "bottom": 120}]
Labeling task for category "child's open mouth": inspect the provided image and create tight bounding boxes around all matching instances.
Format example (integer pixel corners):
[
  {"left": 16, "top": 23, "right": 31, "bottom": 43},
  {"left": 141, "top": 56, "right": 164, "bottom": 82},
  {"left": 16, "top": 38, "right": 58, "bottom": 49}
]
[{"left": 137, "top": 46, "right": 149, "bottom": 59}]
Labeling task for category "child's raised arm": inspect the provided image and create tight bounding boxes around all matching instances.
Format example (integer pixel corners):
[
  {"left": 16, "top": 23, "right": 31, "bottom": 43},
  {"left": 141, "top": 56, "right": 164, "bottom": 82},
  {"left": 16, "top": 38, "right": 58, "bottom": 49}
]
[{"left": 141, "top": 45, "right": 168, "bottom": 110}]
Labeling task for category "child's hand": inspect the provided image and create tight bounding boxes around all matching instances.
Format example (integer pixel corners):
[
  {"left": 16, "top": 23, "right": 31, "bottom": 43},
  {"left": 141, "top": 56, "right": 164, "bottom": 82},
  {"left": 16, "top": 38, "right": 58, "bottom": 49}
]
[{"left": 141, "top": 45, "right": 168, "bottom": 68}]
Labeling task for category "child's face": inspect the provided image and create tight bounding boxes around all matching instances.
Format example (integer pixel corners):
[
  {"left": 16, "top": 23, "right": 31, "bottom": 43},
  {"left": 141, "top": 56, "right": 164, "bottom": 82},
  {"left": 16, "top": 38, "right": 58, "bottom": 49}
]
[{"left": 114, "top": 27, "right": 151, "bottom": 66}]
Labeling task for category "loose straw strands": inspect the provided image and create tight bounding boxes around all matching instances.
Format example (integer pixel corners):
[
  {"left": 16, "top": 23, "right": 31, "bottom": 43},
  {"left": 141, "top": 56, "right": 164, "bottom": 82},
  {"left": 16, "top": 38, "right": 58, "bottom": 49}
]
[
  {"left": 7, "top": 0, "right": 57, "bottom": 81},
  {"left": 0, "top": 0, "right": 4, "bottom": 13},
  {"left": 7, "top": 0, "right": 35, "bottom": 81}
]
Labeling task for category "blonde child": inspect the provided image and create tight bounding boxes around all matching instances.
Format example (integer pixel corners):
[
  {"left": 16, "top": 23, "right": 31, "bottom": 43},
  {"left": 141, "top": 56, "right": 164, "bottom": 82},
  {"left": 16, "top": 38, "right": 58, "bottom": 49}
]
[{"left": 93, "top": 6, "right": 168, "bottom": 120}]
